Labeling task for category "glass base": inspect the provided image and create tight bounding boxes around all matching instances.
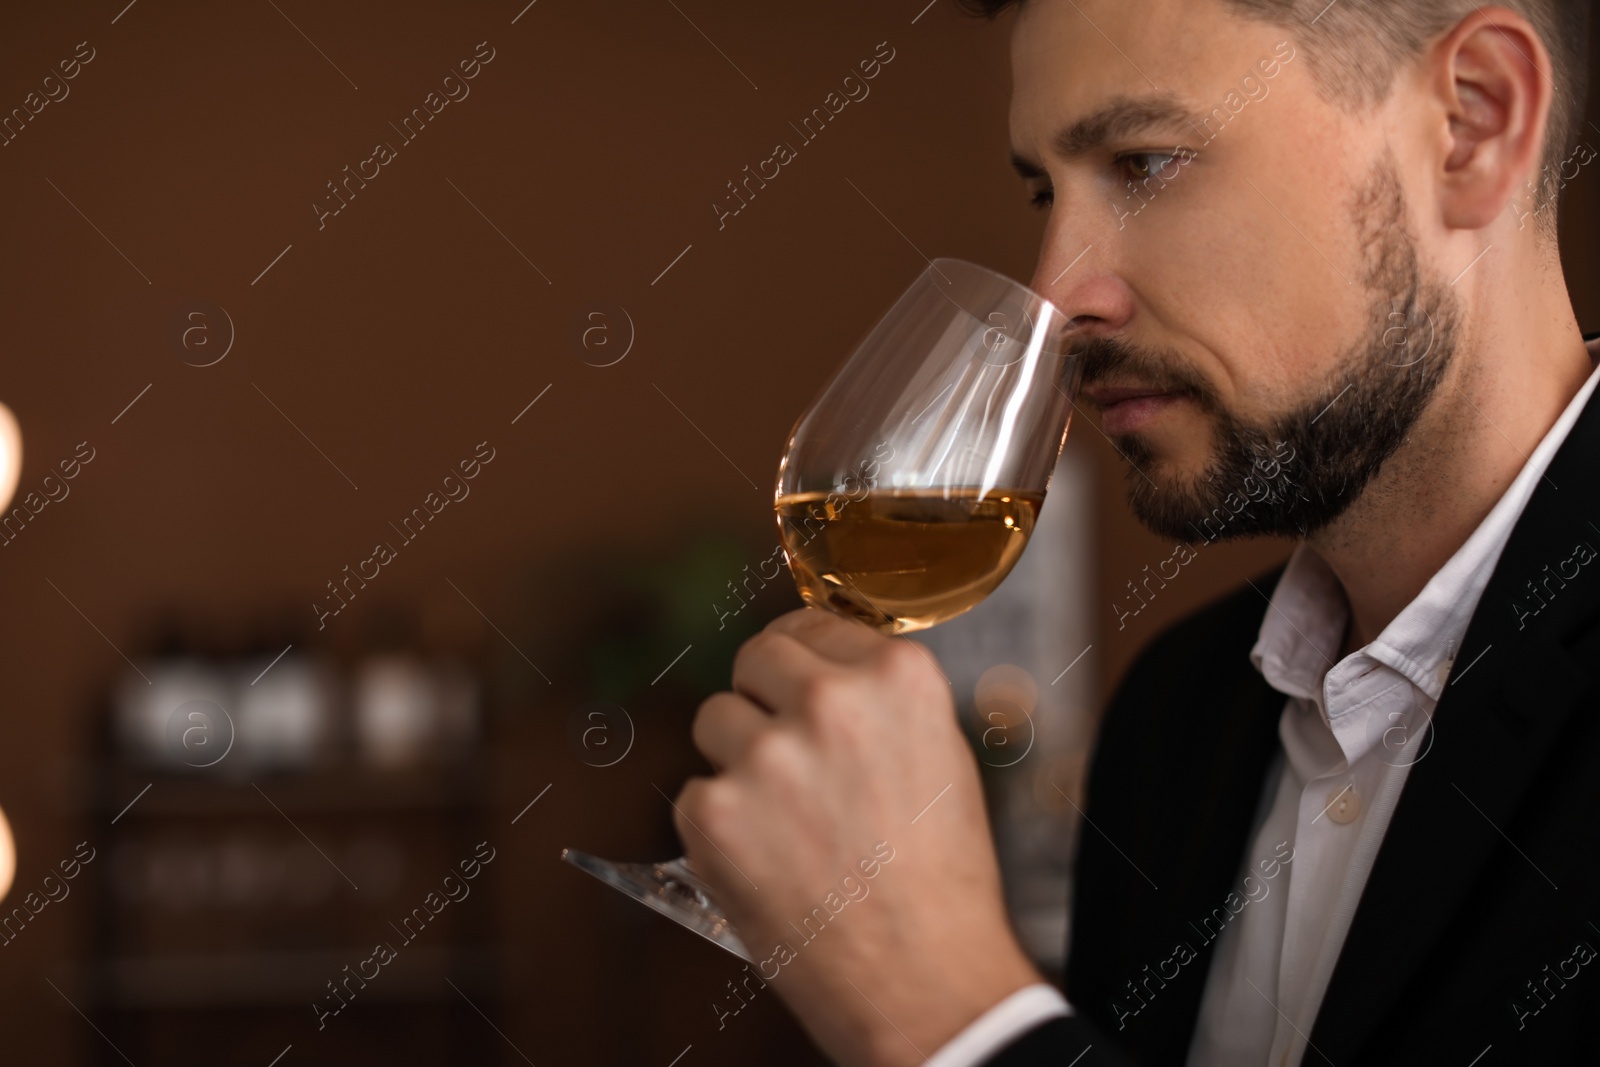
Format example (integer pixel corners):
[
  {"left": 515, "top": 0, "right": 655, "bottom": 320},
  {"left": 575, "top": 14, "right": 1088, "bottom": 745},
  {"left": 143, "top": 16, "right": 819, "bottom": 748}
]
[{"left": 562, "top": 848, "right": 752, "bottom": 962}]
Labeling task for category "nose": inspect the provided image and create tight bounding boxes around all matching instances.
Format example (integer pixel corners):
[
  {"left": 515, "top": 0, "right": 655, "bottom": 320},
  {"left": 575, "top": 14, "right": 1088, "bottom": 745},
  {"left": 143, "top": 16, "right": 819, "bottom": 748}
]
[{"left": 1028, "top": 221, "right": 1134, "bottom": 343}]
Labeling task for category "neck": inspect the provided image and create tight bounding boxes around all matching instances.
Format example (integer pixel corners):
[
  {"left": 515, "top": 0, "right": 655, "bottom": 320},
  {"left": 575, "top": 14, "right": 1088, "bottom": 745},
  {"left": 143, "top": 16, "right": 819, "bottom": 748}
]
[{"left": 1307, "top": 251, "right": 1594, "bottom": 656}]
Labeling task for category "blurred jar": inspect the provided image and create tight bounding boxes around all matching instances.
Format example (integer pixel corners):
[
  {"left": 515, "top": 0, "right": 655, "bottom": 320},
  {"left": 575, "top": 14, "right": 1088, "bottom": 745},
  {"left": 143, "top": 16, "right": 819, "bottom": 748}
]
[
  {"left": 234, "top": 656, "right": 332, "bottom": 770},
  {"left": 116, "top": 660, "right": 233, "bottom": 770},
  {"left": 353, "top": 655, "right": 479, "bottom": 767}
]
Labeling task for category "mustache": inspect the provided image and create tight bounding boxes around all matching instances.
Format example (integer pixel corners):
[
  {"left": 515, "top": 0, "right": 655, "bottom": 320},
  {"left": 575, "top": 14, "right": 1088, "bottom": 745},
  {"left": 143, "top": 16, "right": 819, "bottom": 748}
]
[{"left": 1073, "top": 336, "right": 1215, "bottom": 410}]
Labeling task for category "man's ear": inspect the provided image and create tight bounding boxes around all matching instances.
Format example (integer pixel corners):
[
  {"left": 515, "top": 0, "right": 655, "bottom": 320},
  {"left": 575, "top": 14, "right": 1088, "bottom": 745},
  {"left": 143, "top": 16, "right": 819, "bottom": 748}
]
[{"left": 1432, "top": 6, "right": 1553, "bottom": 231}]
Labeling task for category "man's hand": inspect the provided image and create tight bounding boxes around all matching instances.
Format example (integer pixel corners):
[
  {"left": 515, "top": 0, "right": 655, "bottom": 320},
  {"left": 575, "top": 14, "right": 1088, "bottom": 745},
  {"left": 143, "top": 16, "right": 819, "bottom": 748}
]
[{"left": 675, "top": 607, "right": 1043, "bottom": 1066}]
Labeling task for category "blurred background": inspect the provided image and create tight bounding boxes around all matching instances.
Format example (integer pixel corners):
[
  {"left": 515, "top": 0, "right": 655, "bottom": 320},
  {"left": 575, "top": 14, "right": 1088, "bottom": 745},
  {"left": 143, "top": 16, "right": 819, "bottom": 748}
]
[{"left": 0, "top": 1, "right": 1597, "bottom": 1063}]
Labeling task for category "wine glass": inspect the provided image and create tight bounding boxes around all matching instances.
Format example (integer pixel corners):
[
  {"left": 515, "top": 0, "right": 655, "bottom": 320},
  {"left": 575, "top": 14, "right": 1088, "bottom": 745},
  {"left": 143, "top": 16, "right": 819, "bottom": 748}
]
[{"left": 562, "top": 257, "right": 1081, "bottom": 960}]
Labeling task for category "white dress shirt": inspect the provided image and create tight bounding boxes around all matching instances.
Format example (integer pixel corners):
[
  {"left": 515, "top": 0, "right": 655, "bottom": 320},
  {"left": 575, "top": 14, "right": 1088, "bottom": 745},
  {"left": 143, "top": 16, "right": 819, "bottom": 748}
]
[
  {"left": 1186, "top": 353, "right": 1600, "bottom": 1066},
  {"left": 930, "top": 347, "right": 1600, "bottom": 1067}
]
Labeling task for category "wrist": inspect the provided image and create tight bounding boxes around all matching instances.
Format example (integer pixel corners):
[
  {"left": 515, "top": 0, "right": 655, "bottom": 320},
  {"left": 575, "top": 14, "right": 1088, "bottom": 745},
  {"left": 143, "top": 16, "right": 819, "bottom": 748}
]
[{"left": 858, "top": 930, "right": 1044, "bottom": 1066}]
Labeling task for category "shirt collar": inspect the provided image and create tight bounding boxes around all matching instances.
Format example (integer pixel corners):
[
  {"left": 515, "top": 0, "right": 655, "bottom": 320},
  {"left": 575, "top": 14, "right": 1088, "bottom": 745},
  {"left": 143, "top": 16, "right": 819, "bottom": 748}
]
[{"left": 1251, "top": 352, "right": 1600, "bottom": 760}]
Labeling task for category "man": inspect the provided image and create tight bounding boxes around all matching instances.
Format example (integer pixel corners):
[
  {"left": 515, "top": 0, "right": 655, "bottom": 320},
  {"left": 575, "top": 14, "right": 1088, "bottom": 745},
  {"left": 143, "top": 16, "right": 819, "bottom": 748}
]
[{"left": 675, "top": 0, "right": 1600, "bottom": 1063}]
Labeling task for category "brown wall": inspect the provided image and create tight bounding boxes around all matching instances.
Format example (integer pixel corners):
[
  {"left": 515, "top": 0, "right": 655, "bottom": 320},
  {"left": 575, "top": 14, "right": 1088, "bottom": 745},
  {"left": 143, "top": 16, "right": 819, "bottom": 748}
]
[{"left": 0, "top": 2, "right": 1596, "bottom": 1063}]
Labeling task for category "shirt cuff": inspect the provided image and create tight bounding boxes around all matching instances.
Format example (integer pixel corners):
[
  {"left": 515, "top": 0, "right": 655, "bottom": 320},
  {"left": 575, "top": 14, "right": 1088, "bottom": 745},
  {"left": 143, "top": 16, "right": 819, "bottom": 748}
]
[{"left": 922, "top": 983, "right": 1073, "bottom": 1067}]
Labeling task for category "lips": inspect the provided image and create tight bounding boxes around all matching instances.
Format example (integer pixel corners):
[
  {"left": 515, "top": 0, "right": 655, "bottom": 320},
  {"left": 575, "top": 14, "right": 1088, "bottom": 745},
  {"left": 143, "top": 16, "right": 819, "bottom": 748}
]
[
  {"left": 1083, "top": 384, "right": 1178, "bottom": 408},
  {"left": 1082, "top": 383, "right": 1185, "bottom": 436}
]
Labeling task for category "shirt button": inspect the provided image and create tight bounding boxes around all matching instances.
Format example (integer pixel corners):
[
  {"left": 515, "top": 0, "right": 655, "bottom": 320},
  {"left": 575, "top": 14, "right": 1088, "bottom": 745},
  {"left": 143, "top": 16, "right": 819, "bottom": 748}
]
[{"left": 1325, "top": 784, "right": 1361, "bottom": 824}]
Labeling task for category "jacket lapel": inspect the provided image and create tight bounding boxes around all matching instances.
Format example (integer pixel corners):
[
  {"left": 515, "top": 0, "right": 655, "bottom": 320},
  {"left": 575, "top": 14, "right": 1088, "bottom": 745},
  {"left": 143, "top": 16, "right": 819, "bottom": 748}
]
[
  {"left": 1068, "top": 570, "right": 1291, "bottom": 1062},
  {"left": 1307, "top": 379, "right": 1600, "bottom": 1063}
]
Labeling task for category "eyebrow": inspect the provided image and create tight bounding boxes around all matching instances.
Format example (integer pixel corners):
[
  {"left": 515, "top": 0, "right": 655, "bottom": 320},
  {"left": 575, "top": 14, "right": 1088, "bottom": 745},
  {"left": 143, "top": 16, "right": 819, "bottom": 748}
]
[{"left": 1011, "top": 93, "right": 1207, "bottom": 178}]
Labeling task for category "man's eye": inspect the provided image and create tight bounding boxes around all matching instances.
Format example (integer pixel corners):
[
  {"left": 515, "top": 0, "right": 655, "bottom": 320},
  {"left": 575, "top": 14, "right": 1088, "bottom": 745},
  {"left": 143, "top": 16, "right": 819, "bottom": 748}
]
[
  {"left": 1116, "top": 151, "right": 1191, "bottom": 186},
  {"left": 1029, "top": 186, "right": 1054, "bottom": 211}
]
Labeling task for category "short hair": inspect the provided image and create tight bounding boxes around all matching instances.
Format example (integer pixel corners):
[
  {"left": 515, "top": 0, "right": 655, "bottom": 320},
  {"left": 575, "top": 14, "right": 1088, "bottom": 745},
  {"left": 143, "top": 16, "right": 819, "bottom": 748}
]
[{"left": 961, "top": 0, "right": 1591, "bottom": 236}]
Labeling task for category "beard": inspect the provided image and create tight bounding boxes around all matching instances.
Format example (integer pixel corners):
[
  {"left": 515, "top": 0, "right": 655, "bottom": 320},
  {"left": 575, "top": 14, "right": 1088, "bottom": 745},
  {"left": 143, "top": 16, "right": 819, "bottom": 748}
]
[{"left": 1078, "top": 158, "right": 1462, "bottom": 543}]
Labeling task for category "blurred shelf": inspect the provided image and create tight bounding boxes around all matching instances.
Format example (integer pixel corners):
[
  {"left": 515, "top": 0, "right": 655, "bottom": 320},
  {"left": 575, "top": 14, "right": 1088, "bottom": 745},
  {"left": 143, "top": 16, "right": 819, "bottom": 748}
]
[
  {"left": 85, "top": 760, "right": 493, "bottom": 817},
  {"left": 69, "top": 946, "right": 501, "bottom": 1008}
]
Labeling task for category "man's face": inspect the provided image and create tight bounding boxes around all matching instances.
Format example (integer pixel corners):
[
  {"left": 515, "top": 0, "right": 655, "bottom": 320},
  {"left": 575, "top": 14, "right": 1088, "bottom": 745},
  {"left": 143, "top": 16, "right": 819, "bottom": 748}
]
[{"left": 1009, "top": 0, "right": 1462, "bottom": 540}]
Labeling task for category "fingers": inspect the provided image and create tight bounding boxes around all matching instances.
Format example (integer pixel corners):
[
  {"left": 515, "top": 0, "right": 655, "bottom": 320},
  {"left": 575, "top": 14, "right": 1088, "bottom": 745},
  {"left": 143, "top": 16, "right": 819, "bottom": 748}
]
[
  {"left": 691, "top": 691, "right": 771, "bottom": 770},
  {"left": 731, "top": 626, "right": 832, "bottom": 714},
  {"left": 670, "top": 776, "right": 717, "bottom": 858},
  {"left": 762, "top": 606, "right": 887, "bottom": 664},
  {"left": 733, "top": 610, "right": 938, "bottom": 722}
]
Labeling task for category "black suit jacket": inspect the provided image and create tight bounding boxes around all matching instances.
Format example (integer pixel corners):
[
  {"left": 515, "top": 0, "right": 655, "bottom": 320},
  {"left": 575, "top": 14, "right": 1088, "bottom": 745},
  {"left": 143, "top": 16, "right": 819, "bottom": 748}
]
[{"left": 988, "top": 373, "right": 1600, "bottom": 1065}]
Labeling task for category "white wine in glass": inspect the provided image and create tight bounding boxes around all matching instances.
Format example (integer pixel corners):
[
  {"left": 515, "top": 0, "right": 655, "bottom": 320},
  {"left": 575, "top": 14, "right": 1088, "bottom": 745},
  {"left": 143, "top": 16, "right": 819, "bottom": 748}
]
[
  {"left": 776, "top": 487, "right": 1045, "bottom": 634},
  {"left": 563, "top": 257, "right": 1081, "bottom": 960}
]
